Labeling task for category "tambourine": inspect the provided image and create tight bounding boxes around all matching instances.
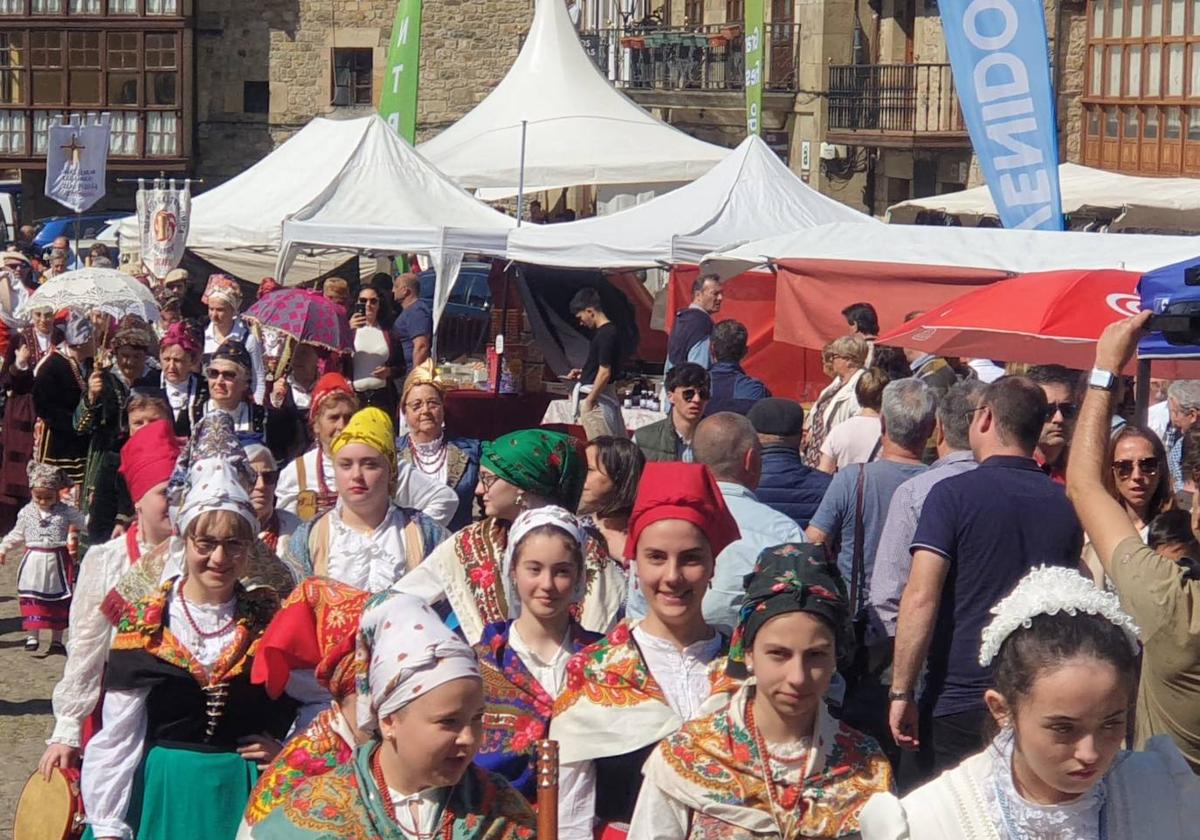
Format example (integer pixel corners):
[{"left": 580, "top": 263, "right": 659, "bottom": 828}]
[{"left": 13, "top": 767, "right": 85, "bottom": 840}]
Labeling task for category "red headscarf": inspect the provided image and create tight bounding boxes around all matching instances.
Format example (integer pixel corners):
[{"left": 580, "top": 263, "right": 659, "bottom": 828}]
[
  {"left": 309, "top": 372, "right": 355, "bottom": 422},
  {"left": 159, "top": 320, "right": 200, "bottom": 356},
  {"left": 625, "top": 462, "right": 740, "bottom": 560},
  {"left": 119, "top": 419, "right": 183, "bottom": 504},
  {"left": 251, "top": 578, "right": 371, "bottom": 700}
]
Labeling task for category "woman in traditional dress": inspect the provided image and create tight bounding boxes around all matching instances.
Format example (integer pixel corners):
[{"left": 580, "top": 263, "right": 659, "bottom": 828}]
[
  {"left": 395, "top": 360, "right": 482, "bottom": 531},
  {"left": 203, "top": 273, "right": 266, "bottom": 403},
  {"left": 276, "top": 373, "right": 358, "bottom": 522},
  {"left": 248, "top": 592, "right": 537, "bottom": 839},
  {"left": 474, "top": 506, "right": 602, "bottom": 798},
  {"left": 550, "top": 462, "right": 741, "bottom": 840},
  {"left": 244, "top": 444, "right": 300, "bottom": 558},
  {"left": 34, "top": 314, "right": 93, "bottom": 487},
  {"left": 629, "top": 543, "right": 895, "bottom": 839},
  {"left": 240, "top": 577, "right": 372, "bottom": 833},
  {"left": 140, "top": 320, "right": 207, "bottom": 438},
  {"left": 859, "top": 566, "right": 1200, "bottom": 839},
  {"left": 0, "top": 305, "right": 60, "bottom": 508},
  {"left": 203, "top": 340, "right": 271, "bottom": 448},
  {"left": 80, "top": 448, "right": 297, "bottom": 840},
  {"left": 38, "top": 420, "right": 181, "bottom": 776},
  {"left": 396, "top": 428, "right": 625, "bottom": 644}
]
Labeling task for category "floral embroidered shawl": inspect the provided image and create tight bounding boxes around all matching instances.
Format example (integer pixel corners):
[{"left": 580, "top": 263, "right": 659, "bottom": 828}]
[
  {"left": 248, "top": 742, "right": 537, "bottom": 840},
  {"left": 549, "top": 620, "right": 738, "bottom": 765},
  {"left": 473, "top": 619, "right": 601, "bottom": 799},
  {"left": 643, "top": 682, "right": 894, "bottom": 838}
]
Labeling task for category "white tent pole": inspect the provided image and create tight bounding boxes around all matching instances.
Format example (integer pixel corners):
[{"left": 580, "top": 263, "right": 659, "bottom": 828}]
[{"left": 516, "top": 119, "right": 528, "bottom": 228}]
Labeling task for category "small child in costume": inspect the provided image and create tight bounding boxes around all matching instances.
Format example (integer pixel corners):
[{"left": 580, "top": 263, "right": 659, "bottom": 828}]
[{"left": 0, "top": 462, "right": 85, "bottom": 653}]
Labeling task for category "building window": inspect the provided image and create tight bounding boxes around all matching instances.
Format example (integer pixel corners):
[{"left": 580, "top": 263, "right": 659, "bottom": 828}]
[
  {"left": 243, "top": 80, "right": 269, "bottom": 114},
  {"left": 0, "top": 110, "right": 25, "bottom": 154},
  {"left": 69, "top": 0, "right": 101, "bottom": 12},
  {"left": 0, "top": 0, "right": 23, "bottom": 13},
  {"left": 685, "top": 0, "right": 703, "bottom": 24},
  {"left": 109, "top": 109, "right": 137, "bottom": 155},
  {"left": 331, "top": 48, "right": 372, "bottom": 106},
  {"left": 727, "top": 0, "right": 745, "bottom": 22},
  {"left": 32, "top": 0, "right": 62, "bottom": 12}
]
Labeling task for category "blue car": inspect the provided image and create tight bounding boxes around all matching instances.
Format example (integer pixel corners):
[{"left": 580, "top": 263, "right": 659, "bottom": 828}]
[{"left": 417, "top": 262, "right": 492, "bottom": 361}]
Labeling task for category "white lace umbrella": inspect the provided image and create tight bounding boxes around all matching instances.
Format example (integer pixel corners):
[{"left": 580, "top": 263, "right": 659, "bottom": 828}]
[{"left": 15, "top": 267, "right": 160, "bottom": 322}]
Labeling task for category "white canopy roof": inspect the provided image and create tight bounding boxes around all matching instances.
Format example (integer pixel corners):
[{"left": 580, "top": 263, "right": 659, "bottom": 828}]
[
  {"left": 505, "top": 135, "right": 878, "bottom": 268},
  {"left": 417, "top": 0, "right": 729, "bottom": 198},
  {"left": 888, "top": 163, "right": 1200, "bottom": 233},
  {"left": 700, "top": 221, "right": 1200, "bottom": 278}
]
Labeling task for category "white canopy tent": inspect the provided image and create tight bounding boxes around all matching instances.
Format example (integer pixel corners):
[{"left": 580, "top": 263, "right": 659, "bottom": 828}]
[
  {"left": 700, "top": 221, "right": 1200, "bottom": 278},
  {"left": 275, "top": 115, "right": 516, "bottom": 325},
  {"left": 888, "top": 162, "right": 1200, "bottom": 233},
  {"left": 418, "top": 0, "right": 729, "bottom": 199},
  {"left": 505, "top": 135, "right": 879, "bottom": 268}
]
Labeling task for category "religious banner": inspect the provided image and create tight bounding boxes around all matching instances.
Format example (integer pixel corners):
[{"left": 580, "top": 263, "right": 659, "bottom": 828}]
[
  {"left": 380, "top": 0, "right": 423, "bottom": 144},
  {"left": 136, "top": 178, "right": 192, "bottom": 280},
  {"left": 44, "top": 113, "right": 111, "bottom": 213},
  {"left": 939, "top": 0, "right": 1063, "bottom": 230},
  {"left": 744, "top": 0, "right": 764, "bottom": 136}
]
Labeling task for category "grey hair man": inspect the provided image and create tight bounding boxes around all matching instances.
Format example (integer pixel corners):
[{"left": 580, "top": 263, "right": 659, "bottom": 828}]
[{"left": 1167, "top": 380, "right": 1200, "bottom": 487}]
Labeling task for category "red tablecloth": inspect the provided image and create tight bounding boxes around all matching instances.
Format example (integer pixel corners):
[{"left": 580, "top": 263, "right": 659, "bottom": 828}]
[{"left": 443, "top": 390, "right": 557, "bottom": 441}]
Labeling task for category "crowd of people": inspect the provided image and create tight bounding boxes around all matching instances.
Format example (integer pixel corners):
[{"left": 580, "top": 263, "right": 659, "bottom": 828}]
[{"left": 4, "top": 256, "right": 1200, "bottom": 840}]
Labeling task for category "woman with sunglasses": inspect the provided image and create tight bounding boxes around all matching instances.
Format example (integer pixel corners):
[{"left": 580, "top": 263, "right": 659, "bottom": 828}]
[
  {"left": 802, "top": 335, "right": 869, "bottom": 468},
  {"left": 202, "top": 341, "right": 294, "bottom": 460},
  {"left": 244, "top": 444, "right": 299, "bottom": 559},
  {"left": 348, "top": 285, "right": 401, "bottom": 419},
  {"left": 633, "top": 362, "right": 710, "bottom": 463},
  {"left": 1082, "top": 424, "right": 1174, "bottom": 590}
]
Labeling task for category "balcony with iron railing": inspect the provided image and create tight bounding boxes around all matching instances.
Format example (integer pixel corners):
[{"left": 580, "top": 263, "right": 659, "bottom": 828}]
[{"left": 826, "top": 63, "right": 969, "bottom": 149}]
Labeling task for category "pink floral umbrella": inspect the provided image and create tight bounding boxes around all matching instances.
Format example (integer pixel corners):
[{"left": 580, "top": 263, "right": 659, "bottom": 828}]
[{"left": 242, "top": 288, "right": 352, "bottom": 353}]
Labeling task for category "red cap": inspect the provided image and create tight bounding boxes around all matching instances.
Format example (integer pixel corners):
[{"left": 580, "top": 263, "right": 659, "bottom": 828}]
[
  {"left": 309, "top": 372, "right": 355, "bottom": 422},
  {"left": 625, "top": 463, "right": 740, "bottom": 560},
  {"left": 119, "top": 419, "right": 182, "bottom": 504},
  {"left": 251, "top": 578, "right": 371, "bottom": 700}
]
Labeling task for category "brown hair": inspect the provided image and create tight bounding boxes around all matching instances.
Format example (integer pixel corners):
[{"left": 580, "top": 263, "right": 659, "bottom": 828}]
[
  {"left": 854, "top": 367, "right": 891, "bottom": 412},
  {"left": 1102, "top": 424, "right": 1174, "bottom": 519}
]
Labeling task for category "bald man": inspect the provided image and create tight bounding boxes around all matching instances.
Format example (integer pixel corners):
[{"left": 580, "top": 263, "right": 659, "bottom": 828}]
[{"left": 391, "top": 272, "right": 432, "bottom": 370}]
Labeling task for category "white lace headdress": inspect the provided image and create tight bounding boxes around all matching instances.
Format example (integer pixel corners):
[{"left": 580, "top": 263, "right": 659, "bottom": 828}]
[{"left": 979, "top": 566, "right": 1142, "bottom": 667}]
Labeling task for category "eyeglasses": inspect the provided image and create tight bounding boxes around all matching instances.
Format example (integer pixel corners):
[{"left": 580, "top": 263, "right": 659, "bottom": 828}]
[
  {"left": 206, "top": 369, "right": 239, "bottom": 382},
  {"left": 253, "top": 469, "right": 280, "bottom": 486},
  {"left": 1112, "top": 458, "right": 1160, "bottom": 480},
  {"left": 188, "top": 535, "right": 250, "bottom": 559},
  {"left": 1045, "top": 401, "right": 1079, "bottom": 420},
  {"left": 406, "top": 399, "right": 443, "bottom": 412},
  {"left": 678, "top": 387, "right": 710, "bottom": 403},
  {"left": 479, "top": 472, "right": 500, "bottom": 491}
]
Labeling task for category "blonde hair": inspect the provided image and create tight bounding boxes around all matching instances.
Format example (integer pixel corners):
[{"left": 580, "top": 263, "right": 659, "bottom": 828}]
[{"left": 827, "top": 335, "right": 869, "bottom": 368}]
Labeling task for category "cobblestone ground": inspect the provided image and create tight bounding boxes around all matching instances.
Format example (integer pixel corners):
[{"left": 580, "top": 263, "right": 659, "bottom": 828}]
[{"left": 0, "top": 554, "right": 66, "bottom": 839}]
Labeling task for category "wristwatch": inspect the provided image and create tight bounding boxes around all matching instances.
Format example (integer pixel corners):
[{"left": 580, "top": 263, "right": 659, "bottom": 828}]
[
  {"left": 1088, "top": 367, "right": 1118, "bottom": 392},
  {"left": 888, "top": 689, "right": 915, "bottom": 702}
]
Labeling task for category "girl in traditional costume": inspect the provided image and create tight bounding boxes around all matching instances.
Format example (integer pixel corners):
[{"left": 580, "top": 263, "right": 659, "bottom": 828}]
[
  {"left": 38, "top": 420, "right": 181, "bottom": 775},
  {"left": 240, "top": 577, "right": 372, "bottom": 832},
  {"left": 396, "top": 360, "right": 482, "bottom": 531},
  {"left": 80, "top": 448, "right": 297, "bottom": 840},
  {"left": 550, "top": 462, "right": 742, "bottom": 840},
  {"left": 859, "top": 566, "right": 1200, "bottom": 839},
  {"left": 630, "top": 543, "right": 894, "bottom": 839},
  {"left": 247, "top": 591, "right": 537, "bottom": 839},
  {"left": 474, "top": 506, "right": 602, "bottom": 798},
  {"left": 396, "top": 428, "right": 625, "bottom": 644},
  {"left": 1, "top": 461, "right": 84, "bottom": 652},
  {"left": 276, "top": 373, "right": 358, "bottom": 522}
]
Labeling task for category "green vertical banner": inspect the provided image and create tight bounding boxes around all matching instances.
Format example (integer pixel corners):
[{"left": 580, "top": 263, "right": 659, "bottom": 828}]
[
  {"left": 380, "top": 0, "right": 423, "bottom": 144},
  {"left": 744, "top": 0, "right": 764, "bottom": 136}
]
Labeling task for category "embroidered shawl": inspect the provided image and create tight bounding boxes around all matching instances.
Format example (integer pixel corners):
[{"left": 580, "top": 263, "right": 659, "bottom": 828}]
[
  {"left": 244, "top": 705, "right": 356, "bottom": 827},
  {"left": 474, "top": 619, "right": 601, "bottom": 798},
  {"left": 549, "top": 620, "right": 737, "bottom": 765},
  {"left": 248, "top": 742, "right": 537, "bottom": 840},
  {"left": 644, "top": 682, "right": 894, "bottom": 838}
]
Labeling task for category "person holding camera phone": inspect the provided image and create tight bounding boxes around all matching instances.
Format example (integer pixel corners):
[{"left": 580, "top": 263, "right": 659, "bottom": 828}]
[{"left": 348, "top": 284, "right": 401, "bottom": 420}]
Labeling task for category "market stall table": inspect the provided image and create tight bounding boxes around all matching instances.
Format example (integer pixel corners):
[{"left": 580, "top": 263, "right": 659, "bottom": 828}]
[
  {"left": 541, "top": 399, "right": 665, "bottom": 431},
  {"left": 443, "top": 390, "right": 558, "bottom": 442}
]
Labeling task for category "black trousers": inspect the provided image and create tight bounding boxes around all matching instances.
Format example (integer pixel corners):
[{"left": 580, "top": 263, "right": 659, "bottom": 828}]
[{"left": 897, "top": 706, "right": 990, "bottom": 794}]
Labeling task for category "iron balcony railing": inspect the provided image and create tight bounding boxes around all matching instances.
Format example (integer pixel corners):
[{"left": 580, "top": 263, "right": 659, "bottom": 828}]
[
  {"left": 826, "top": 63, "right": 964, "bottom": 133},
  {"left": 573, "top": 22, "right": 801, "bottom": 93}
]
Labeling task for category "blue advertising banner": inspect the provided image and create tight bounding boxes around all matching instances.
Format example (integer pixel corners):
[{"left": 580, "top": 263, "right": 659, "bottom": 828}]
[{"left": 939, "top": 0, "right": 1064, "bottom": 231}]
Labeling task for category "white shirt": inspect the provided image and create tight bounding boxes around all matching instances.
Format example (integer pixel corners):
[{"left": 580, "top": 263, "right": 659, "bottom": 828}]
[
  {"left": 325, "top": 503, "right": 414, "bottom": 592},
  {"left": 352, "top": 325, "right": 390, "bottom": 391},
  {"left": 289, "top": 377, "right": 313, "bottom": 412},
  {"left": 557, "top": 626, "right": 724, "bottom": 840},
  {"left": 1149, "top": 399, "right": 1171, "bottom": 444},
  {"left": 821, "top": 414, "right": 883, "bottom": 469},
  {"left": 82, "top": 580, "right": 240, "bottom": 840},
  {"left": 387, "top": 788, "right": 446, "bottom": 839},
  {"left": 508, "top": 623, "right": 574, "bottom": 699},
  {"left": 967, "top": 358, "right": 1006, "bottom": 383}
]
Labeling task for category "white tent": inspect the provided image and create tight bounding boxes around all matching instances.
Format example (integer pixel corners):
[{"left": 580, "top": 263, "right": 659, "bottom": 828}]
[
  {"left": 417, "top": 0, "right": 729, "bottom": 199},
  {"left": 888, "top": 162, "right": 1200, "bottom": 233},
  {"left": 700, "top": 221, "right": 1200, "bottom": 278},
  {"left": 505, "top": 135, "right": 879, "bottom": 268}
]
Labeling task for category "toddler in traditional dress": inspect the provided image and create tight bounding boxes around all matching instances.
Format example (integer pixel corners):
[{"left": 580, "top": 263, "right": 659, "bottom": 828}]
[{"left": 0, "top": 462, "right": 85, "bottom": 653}]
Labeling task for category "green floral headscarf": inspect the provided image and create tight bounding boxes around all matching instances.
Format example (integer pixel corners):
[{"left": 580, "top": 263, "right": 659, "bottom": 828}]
[{"left": 481, "top": 429, "right": 585, "bottom": 510}]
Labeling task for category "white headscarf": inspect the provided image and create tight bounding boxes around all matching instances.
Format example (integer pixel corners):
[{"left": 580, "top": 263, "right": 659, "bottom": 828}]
[
  {"left": 354, "top": 592, "right": 480, "bottom": 735},
  {"left": 501, "top": 505, "right": 590, "bottom": 617},
  {"left": 174, "top": 457, "right": 258, "bottom": 535}
]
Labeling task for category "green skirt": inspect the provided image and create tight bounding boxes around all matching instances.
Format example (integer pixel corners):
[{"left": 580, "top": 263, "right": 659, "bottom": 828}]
[{"left": 83, "top": 745, "right": 259, "bottom": 840}]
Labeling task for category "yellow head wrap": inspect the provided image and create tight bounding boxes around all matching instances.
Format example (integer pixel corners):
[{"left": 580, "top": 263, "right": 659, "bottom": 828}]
[
  {"left": 400, "top": 359, "right": 445, "bottom": 408},
  {"left": 330, "top": 407, "right": 396, "bottom": 463}
]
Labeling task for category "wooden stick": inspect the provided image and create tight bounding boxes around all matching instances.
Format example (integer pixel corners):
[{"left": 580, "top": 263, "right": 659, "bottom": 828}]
[{"left": 536, "top": 739, "right": 559, "bottom": 840}]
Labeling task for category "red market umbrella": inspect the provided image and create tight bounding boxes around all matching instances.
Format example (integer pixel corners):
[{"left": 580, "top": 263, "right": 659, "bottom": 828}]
[
  {"left": 875, "top": 269, "right": 1145, "bottom": 372},
  {"left": 242, "top": 288, "right": 352, "bottom": 353}
]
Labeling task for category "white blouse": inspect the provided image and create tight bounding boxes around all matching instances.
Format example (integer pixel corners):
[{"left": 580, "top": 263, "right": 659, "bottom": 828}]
[
  {"left": 325, "top": 503, "right": 414, "bottom": 593},
  {"left": 385, "top": 788, "right": 446, "bottom": 840},
  {"left": 82, "top": 580, "right": 239, "bottom": 840},
  {"left": 507, "top": 623, "right": 574, "bottom": 698},
  {"left": 984, "top": 731, "right": 1104, "bottom": 840}
]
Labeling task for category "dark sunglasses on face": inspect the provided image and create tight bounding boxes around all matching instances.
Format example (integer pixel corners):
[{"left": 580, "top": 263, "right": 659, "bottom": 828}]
[
  {"left": 206, "top": 368, "right": 238, "bottom": 382},
  {"left": 253, "top": 469, "right": 280, "bottom": 486},
  {"left": 1112, "top": 458, "right": 1159, "bottom": 480},
  {"left": 1045, "top": 401, "right": 1079, "bottom": 421},
  {"left": 678, "top": 386, "right": 711, "bottom": 403}
]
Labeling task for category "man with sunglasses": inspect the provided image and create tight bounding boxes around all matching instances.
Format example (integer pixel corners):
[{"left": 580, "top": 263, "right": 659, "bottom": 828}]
[
  {"left": 1028, "top": 364, "right": 1083, "bottom": 485},
  {"left": 634, "top": 363, "right": 709, "bottom": 463}
]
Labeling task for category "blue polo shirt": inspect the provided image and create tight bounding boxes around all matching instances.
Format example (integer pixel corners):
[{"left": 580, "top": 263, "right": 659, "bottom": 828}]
[
  {"left": 392, "top": 299, "right": 433, "bottom": 369},
  {"left": 910, "top": 455, "right": 1082, "bottom": 718}
]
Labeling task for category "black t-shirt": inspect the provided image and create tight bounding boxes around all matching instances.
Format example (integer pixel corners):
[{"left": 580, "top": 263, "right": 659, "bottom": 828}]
[{"left": 581, "top": 322, "right": 622, "bottom": 386}]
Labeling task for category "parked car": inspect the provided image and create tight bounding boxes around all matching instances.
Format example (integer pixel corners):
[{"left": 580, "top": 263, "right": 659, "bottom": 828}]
[
  {"left": 417, "top": 262, "right": 492, "bottom": 362},
  {"left": 34, "top": 212, "right": 129, "bottom": 264}
]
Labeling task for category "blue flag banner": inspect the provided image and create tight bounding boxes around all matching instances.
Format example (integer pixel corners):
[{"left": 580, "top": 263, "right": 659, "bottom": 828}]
[{"left": 939, "top": 0, "right": 1064, "bottom": 231}]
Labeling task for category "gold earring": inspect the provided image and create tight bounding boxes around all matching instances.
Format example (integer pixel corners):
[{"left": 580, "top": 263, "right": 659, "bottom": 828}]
[{"left": 515, "top": 491, "right": 526, "bottom": 509}]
